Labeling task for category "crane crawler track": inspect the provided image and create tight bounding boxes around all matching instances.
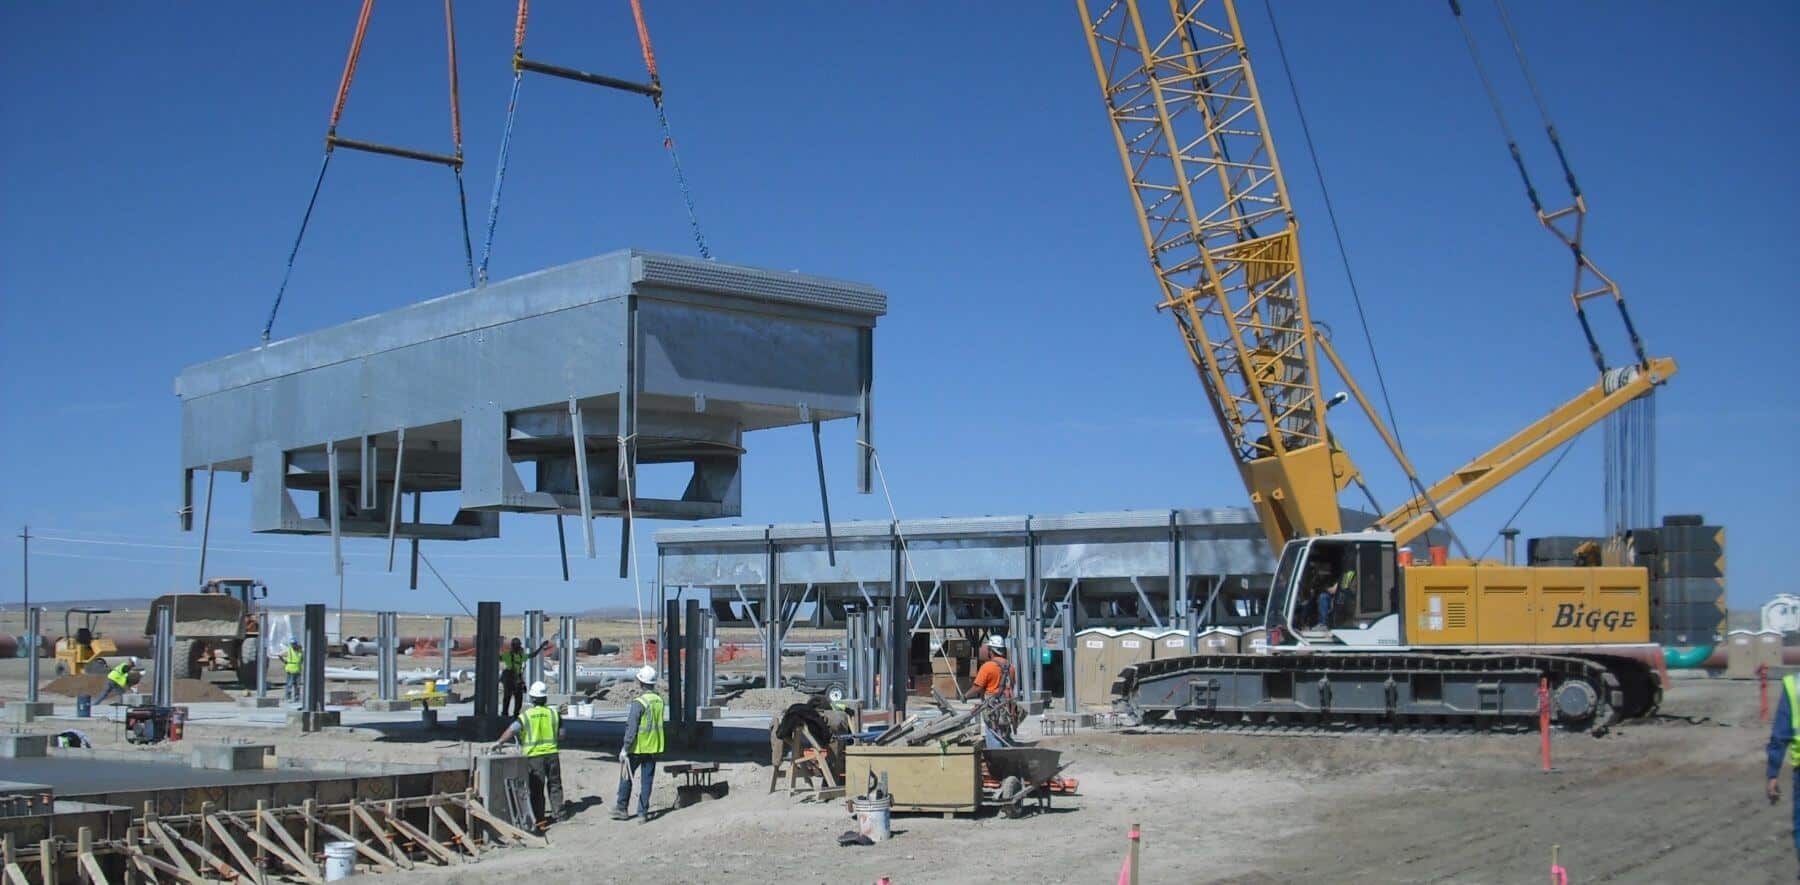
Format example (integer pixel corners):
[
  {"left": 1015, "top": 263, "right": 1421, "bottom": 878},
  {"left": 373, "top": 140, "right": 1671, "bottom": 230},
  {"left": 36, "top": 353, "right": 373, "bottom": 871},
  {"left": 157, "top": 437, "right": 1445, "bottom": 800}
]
[{"left": 1114, "top": 651, "right": 1654, "bottom": 736}]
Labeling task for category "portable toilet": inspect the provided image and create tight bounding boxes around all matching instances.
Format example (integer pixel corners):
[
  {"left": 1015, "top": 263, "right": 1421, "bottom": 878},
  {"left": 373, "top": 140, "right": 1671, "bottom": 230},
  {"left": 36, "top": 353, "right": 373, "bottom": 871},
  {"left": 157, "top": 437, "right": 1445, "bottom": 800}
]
[
  {"left": 1240, "top": 626, "right": 1269, "bottom": 654},
  {"left": 1756, "top": 629, "right": 1786, "bottom": 675},
  {"left": 1107, "top": 629, "right": 1156, "bottom": 687},
  {"left": 1195, "top": 625, "right": 1243, "bottom": 655},
  {"left": 1073, "top": 628, "right": 1117, "bottom": 710},
  {"left": 1151, "top": 628, "right": 1193, "bottom": 659},
  {"left": 1726, "top": 630, "right": 1758, "bottom": 679}
]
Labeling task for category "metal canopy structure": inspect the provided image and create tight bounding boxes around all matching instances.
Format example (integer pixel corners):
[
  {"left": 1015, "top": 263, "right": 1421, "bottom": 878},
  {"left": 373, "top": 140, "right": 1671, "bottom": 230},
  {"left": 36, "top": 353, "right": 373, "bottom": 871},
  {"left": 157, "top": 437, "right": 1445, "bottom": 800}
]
[{"left": 176, "top": 250, "right": 883, "bottom": 553}]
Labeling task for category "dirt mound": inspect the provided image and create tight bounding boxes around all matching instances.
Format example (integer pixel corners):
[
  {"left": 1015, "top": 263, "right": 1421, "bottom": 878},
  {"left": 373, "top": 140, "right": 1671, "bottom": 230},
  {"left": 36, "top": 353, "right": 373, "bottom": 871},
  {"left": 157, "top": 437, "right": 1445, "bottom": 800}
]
[
  {"left": 41, "top": 673, "right": 231, "bottom": 703},
  {"left": 726, "top": 687, "right": 810, "bottom": 712},
  {"left": 44, "top": 672, "right": 111, "bottom": 697}
]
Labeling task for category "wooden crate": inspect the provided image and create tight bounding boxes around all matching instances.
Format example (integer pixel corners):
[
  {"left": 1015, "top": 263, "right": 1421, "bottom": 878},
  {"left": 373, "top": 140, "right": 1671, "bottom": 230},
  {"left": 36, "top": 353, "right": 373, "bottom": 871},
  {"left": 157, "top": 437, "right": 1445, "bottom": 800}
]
[{"left": 844, "top": 744, "right": 980, "bottom": 815}]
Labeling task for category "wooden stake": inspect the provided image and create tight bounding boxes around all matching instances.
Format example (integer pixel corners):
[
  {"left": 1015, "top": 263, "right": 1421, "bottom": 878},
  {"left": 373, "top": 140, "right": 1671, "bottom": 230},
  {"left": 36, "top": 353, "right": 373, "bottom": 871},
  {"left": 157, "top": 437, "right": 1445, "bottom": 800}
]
[
  {"left": 351, "top": 803, "right": 410, "bottom": 869},
  {"left": 255, "top": 809, "right": 321, "bottom": 883},
  {"left": 302, "top": 799, "right": 316, "bottom": 859},
  {"left": 431, "top": 804, "right": 478, "bottom": 857},
  {"left": 39, "top": 838, "right": 57, "bottom": 885},
  {"left": 204, "top": 815, "right": 263, "bottom": 885}
]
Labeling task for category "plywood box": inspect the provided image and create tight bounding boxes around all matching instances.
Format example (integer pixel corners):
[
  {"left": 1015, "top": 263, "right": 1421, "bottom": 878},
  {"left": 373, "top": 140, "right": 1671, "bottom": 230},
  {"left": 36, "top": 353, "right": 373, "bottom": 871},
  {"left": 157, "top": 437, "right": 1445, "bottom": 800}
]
[{"left": 845, "top": 744, "right": 980, "bottom": 814}]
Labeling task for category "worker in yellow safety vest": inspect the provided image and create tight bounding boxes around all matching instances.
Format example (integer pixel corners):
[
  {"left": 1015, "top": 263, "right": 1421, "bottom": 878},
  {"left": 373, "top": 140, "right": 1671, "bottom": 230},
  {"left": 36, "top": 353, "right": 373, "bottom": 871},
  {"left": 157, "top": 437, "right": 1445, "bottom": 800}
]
[
  {"left": 612, "top": 666, "right": 665, "bottom": 822},
  {"left": 499, "top": 637, "right": 550, "bottom": 719},
  {"left": 1766, "top": 672, "right": 1800, "bottom": 875},
  {"left": 94, "top": 657, "right": 139, "bottom": 705},
  {"left": 281, "top": 640, "right": 304, "bottom": 704},
  {"left": 493, "top": 680, "right": 565, "bottom": 826}
]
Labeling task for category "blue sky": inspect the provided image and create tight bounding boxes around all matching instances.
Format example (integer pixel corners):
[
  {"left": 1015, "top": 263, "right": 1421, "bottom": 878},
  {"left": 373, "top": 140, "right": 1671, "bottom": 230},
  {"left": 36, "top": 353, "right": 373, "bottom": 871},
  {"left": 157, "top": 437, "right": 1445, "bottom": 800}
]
[{"left": 2, "top": 2, "right": 1794, "bottom": 615}]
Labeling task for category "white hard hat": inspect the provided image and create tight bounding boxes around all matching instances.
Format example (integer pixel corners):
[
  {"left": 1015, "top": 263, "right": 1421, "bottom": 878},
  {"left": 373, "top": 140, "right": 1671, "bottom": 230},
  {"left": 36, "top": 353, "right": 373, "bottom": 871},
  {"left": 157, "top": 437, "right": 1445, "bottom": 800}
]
[
  {"left": 129, "top": 656, "right": 139, "bottom": 667},
  {"left": 528, "top": 681, "right": 548, "bottom": 699},
  {"left": 985, "top": 635, "right": 1007, "bottom": 651},
  {"left": 635, "top": 665, "right": 657, "bottom": 685}
]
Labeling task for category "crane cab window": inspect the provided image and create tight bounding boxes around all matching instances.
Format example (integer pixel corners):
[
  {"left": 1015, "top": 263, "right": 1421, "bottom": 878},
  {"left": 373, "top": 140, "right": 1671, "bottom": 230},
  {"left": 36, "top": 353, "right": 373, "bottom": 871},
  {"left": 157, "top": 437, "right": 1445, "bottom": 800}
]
[{"left": 1296, "top": 538, "right": 1397, "bottom": 629}]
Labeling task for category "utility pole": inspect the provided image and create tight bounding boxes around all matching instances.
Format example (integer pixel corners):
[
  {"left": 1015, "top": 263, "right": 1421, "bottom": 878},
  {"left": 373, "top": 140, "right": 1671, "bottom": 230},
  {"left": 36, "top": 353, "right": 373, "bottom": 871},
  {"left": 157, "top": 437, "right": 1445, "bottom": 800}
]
[{"left": 17, "top": 525, "right": 27, "bottom": 617}]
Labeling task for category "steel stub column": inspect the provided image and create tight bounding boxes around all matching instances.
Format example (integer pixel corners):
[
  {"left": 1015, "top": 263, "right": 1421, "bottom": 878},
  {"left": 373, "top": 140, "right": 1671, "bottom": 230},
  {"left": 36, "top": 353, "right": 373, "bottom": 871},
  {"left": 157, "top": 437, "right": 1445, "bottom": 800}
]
[
  {"left": 523, "top": 610, "right": 546, "bottom": 688},
  {"left": 473, "top": 602, "right": 500, "bottom": 719},
  {"left": 255, "top": 611, "right": 270, "bottom": 698},
  {"left": 152, "top": 605, "right": 175, "bottom": 709},
  {"left": 24, "top": 608, "right": 39, "bottom": 704},
  {"left": 1061, "top": 604, "right": 1077, "bottom": 714},
  {"left": 441, "top": 617, "right": 454, "bottom": 683},
  {"left": 683, "top": 599, "right": 703, "bottom": 722},
  {"left": 696, "top": 607, "right": 716, "bottom": 710},
  {"left": 557, "top": 617, "right": 578, "bottom": 697},
  {"left": 303, "top": 604, "right": 327, "bottom": 714},
  {"left": 1006, "top": 610, "right": 1030, "bottom": 702},
  {"left": 376, "top": 611, "right": 397, "bottom": 702},
  {"left": 870, "top": 599, "right": 893, "bottom": 712},
  {"left": 845, "top": 610, "right": 864, "bottom": 706},
  {"left": 663, "top": 598, "right": 684, "bottom": 725}
]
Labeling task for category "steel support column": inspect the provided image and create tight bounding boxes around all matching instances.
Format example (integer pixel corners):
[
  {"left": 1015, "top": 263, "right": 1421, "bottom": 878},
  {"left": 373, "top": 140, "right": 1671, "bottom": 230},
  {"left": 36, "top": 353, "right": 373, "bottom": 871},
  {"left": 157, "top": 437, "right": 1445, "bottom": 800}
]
[
  {"left": 557, "top": 617, "right": 578, "bottom": 697},
  {"left": 523, "top": 610, "right": 546, "bottom": 688},
  {"left": 303, "top": 604, "right": 327, "bottom": 714}
]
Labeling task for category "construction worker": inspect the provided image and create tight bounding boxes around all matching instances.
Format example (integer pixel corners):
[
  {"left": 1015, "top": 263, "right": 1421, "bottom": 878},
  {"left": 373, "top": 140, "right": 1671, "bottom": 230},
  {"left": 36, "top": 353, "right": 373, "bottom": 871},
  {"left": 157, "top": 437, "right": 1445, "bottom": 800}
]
[
  {"left": 961, "top": 635, "right": 1020, "bottom": 748},
  {"left": 1767, "top": 671, "right": 1800, "bottom": 876},
  {"left": 493, "top": 680, "right": 565, "bottom": 827},
  {"left": 94, "top": 657, "right": 138, "bottom": 705},
  {"left": 499, "top": 637, "right": 550, "bottom": 719},
  {"left": 281, "top": 640, "right": 304, "bottom": 703},
  {"left": 612, "top": 666, "right": 664, "bottom": 822}
]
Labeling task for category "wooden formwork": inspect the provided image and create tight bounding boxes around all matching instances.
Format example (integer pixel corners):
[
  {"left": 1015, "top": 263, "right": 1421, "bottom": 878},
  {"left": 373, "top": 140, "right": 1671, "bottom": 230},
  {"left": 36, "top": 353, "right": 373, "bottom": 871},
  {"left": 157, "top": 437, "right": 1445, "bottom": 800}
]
[{"left": 4, "top": 792, "right": 545, "bottom": 883}]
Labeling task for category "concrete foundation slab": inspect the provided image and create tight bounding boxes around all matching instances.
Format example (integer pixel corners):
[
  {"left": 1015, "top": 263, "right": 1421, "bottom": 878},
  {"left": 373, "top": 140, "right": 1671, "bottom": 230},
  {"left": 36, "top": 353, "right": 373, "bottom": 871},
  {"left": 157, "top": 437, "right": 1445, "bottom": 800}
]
[
  {"left": 236, "top": 696, "right": 281, "bottom": 708},
  {"left": 287, "top": 710, "right": 341, "bottom": 732},
  {"left": 364, "top": 698, "right": 414, "bottom": 712},
  {"left": 1, "top": 703, "right": 54, "bottom": 723},
  {"left": 188, "top": 743, "right": 273, "bottom": 771},
  {"left": 0, "top": 735, "right": 48, "bottom": 759},
  {"left": 121, "top": 693, "right": 148, "bottom": 706}
]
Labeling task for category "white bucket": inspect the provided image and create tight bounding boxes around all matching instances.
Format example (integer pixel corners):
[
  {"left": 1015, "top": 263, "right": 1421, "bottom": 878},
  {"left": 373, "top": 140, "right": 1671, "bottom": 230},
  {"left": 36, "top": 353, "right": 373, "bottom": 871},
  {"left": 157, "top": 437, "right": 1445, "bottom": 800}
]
[
  {"left": 323, "top": 841, "right": 357, "bottom": 880},
  {"left": 850, "top": 795, "right": 892, "bottom": 843}
]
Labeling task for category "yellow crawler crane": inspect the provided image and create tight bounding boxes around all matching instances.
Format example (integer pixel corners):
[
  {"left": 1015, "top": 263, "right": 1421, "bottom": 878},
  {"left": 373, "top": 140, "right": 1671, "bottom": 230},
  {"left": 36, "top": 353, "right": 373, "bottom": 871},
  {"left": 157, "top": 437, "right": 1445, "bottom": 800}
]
[{"left": 1077, "top": 0, "right": 1673, "bottom": 731}]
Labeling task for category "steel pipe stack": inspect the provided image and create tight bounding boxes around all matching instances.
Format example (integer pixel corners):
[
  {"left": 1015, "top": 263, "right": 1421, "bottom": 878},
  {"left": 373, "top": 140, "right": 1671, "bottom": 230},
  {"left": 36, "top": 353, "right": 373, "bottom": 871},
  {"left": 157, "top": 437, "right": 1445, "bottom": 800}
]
[
  {"left": 557, "top": 617, "right": 578, "bottom": 697},
  {"left": 523, "top": 610, "right": 546, "bottom": 688}
]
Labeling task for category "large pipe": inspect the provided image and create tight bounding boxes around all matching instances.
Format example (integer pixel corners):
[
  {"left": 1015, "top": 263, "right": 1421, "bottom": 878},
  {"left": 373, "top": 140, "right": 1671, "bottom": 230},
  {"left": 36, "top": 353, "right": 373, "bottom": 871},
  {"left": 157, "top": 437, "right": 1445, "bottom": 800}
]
[{"left": 1663, "top": 645, "right": 1717, "bottom": 670}]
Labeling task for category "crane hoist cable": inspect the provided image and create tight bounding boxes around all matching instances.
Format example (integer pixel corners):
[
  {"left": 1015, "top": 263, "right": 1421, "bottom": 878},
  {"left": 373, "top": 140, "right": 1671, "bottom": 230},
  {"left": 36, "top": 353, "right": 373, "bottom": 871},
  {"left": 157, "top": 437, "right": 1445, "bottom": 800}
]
[
  {"left": 476, "top": 0, "right": 712, "bottom": 286},
  {"left": 1445, "top": 0, "right": 1650, "bottom": 374},
  {"left": 1261, "top": 0, "right": 1471, "bottom": 558},
  {"left": 261, "top": 0, "right": 476, "bottom": 344}
]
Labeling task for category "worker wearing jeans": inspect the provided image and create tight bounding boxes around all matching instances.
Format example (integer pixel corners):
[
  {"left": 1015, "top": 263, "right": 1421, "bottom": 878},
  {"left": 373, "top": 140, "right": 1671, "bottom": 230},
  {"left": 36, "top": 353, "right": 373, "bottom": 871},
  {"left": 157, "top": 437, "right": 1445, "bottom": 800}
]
[
  {"left": 613, "top": 666, "right": 665, "bottom": 822},
  {"left": 1767, "top": 673, "right": 1800, "bottom": 876}
]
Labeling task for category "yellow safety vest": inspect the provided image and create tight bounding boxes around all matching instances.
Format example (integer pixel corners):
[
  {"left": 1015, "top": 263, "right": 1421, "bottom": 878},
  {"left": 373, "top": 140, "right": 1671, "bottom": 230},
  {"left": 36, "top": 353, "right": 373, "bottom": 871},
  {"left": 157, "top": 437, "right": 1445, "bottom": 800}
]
[
  {"left": 519, "top": 705, "right": 560, "bottom": 757},
  {"left": 107, "top": 663, "right": 131, "bottom": 688},
  {"left": 282, "top": 647, "right": 303, "bottom": 674},
  {"left": 632, "top": 691, "right": 666, "bottom": 755},
  {"left": 1785, "top": 675, "right": 1800, "bottom": 768},
  {"left": 500, "top": 650, "right": 524, "bottom": 672}
]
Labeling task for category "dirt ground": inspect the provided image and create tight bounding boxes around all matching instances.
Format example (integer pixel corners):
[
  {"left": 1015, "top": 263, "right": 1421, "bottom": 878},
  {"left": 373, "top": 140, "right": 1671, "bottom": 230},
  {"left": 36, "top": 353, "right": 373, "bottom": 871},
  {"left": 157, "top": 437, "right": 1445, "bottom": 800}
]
[{"left": 0, "top": 663, "right": 1787, "bottom": 883}]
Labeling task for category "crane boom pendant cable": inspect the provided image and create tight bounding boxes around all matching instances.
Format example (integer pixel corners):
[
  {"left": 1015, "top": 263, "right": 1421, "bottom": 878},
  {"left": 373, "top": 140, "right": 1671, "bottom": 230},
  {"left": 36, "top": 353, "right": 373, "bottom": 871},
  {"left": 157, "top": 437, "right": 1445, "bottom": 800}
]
[
  {"left": 260, "top": 0, "right": 475, "bottom": 340},
  {"left": 478, "top": 0, "right": 712, "bottom": 285}
]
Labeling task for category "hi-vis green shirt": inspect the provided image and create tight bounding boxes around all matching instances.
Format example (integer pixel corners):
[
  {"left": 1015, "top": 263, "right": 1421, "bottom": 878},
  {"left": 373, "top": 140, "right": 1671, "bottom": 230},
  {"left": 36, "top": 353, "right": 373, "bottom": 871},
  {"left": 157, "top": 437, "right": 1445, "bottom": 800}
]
[
  {"left": 519, "top": 705, "right": 560, "bottom": 757},
  {"left": 629, "top": 691, "right": 665, "bottom": 755},
  {"left": 107, "top": 662, "right": 131, "bottom": 688},
  {"left": 281, "top": 646, "right": 303, "bottom": 675}
]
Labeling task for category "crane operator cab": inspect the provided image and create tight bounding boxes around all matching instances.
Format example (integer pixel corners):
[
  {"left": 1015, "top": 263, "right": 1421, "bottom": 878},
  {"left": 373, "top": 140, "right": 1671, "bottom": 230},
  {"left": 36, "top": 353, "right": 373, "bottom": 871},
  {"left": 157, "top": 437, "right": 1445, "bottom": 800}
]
[{"left": 1266, "top": 532, "right": 1401, "bottom": 648}]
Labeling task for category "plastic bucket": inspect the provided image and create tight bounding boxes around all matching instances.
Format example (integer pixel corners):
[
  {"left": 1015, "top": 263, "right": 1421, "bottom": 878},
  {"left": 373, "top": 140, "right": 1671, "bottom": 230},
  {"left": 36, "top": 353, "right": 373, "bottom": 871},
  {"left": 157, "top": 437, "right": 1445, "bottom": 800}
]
[
  {"left": 850, "top": 795, "right": 892, "bottom": 843},
  {"left": 75, "top": 695, "right": 91, "bottom": 718},
  {"left": 323, "top": 841, "right": 357, "bottom": 880}
]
